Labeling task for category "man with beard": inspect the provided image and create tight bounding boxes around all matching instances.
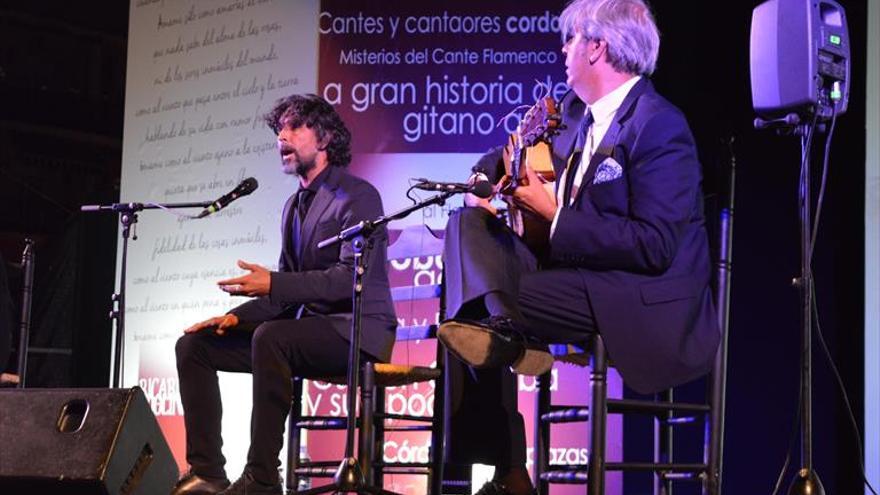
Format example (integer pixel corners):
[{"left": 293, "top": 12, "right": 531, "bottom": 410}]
[{"left": 172, "top": 94, "right": 397, "bottom": 495}]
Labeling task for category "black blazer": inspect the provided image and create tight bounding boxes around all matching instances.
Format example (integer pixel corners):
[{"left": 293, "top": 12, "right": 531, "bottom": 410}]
[
  {"left": 230, "top": 166, "right": 397, "bottom": 362},
  {"left": 549, "top": 79, "right": 720, "bottom": 393}
]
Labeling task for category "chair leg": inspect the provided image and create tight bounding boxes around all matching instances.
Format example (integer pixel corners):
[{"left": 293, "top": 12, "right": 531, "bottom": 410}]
[
  {"left": 374, "top": 382, "right": 387, "bottom": 490},
  {"left": 589, "top": 335, "right": 608, "bottom": 495},
  {"left": 429, "top": 346, "right": 446, "bottom": 495},
  {"left": 535, "top": 370, "right": 552, "bottom": 495},
  {"left": 706, "top": 339, "right": 729, "bottom": 495},
  {"left": 359, "top": 363, "right": 377, "bottom": 486},
  {"left": 654, "top": 389, "right": 674, "bottom": 495},
  {"left": 287, "top": 377, "right": 304, "bottom": 491}
]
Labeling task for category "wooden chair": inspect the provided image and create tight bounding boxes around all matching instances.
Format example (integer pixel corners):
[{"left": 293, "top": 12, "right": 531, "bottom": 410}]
[
  {"left": 286, "top": 224, "right": 446, "bottom": 494},
  {"left": 534, "top": 155, "right": 735, "bottom": 495}
]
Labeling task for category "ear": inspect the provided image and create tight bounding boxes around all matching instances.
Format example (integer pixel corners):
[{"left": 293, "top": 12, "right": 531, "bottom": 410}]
[
  {"left": 317, "top": 132, "right": 332, "bottom": 151},
  {"left": 588, "top": 39, "right": 606, "bottom": 65}
]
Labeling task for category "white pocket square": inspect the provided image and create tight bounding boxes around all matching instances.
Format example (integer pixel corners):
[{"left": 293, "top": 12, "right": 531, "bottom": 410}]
[{"left": 593, "top": 157, "right": 623, "bottom": 185}]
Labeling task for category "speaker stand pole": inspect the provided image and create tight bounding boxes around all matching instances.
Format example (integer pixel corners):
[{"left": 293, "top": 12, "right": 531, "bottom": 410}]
[{"left": 788, "top": 123, "right": 824, "bottom": 495}]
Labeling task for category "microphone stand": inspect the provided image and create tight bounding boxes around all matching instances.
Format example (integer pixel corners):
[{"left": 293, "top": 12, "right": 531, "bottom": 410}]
[
  {"left": 16, "top": 239, "right": 35, "bottom": 388},
  {"left": 298, "top": 190, "right": 455, "bottom": 495},
  {"left": 81, "top": 200, "right": 213, "bottom": 388}
]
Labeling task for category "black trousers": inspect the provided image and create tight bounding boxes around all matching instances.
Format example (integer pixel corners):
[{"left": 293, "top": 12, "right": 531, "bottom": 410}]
[
  {"left": 175, "top": 316, "right": 359, "bottom": 484},
  {"left": 443, "top": 207, "right": 598, "bottom": 469}
]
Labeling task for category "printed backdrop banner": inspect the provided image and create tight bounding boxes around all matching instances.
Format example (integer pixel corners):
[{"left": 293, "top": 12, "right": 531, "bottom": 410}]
[
  {"left": 121, "top": 1, "right": 622, "bottom": 493},
  {"left": 318, "top": 0, "right": 570, "bottom": 153}
]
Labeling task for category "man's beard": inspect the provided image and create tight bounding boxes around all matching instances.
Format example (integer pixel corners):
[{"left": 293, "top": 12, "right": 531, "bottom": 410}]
[
  {"left": 281, "top": 150, "right": 317, "bottom": 177},
  {"left": 295, "top": 157, "right": 316, "bottom": 177},
  {"left": 280, "top": 146, "right": 317, "bottom": 176}
]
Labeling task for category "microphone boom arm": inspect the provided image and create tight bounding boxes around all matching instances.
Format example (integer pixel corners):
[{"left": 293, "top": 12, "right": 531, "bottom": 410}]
[
  {"left": 80, "top": 201, "right": 214, "bottom": 213},
  {"left": 80, "top": 198, "right": 222, "bottom": 387},
  {"left": 318, "top": 190, "right": 456, "bottom": 249}
]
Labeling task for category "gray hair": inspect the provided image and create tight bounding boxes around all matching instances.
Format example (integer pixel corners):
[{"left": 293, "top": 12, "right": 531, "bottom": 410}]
[{"left": 560, "top": 0, "right": 660, "bottom": 76}]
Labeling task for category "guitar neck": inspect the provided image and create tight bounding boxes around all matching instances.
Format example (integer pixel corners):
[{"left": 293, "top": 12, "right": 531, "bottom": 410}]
[{"left": 509, "top": 141, "right": 525, "bottom": 190}]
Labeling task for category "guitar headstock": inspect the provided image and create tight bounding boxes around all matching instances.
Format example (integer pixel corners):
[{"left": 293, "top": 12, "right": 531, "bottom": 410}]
[
  {"left": 500, "top": 96, "right": 562, "bottom": 193},
  {"left": 517, "top": 96, "right": 562, "bottom": 148}
]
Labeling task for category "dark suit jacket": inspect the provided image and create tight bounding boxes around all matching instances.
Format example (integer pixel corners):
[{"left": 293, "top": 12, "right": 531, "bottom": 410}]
[
  {"left": 549, "top": 78, "right": 720, "bottom": 393},
  {"left": 229, "top": 166, "right": 397, "bottom": 362}
]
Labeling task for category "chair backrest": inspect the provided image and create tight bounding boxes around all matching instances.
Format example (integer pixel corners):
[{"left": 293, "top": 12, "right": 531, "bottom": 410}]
[
  {"left": 706, "top": 137, "right": 736, "bottom": 494},
  {"left": 386, "top": 224, "right": 444, "bottom": 341}
]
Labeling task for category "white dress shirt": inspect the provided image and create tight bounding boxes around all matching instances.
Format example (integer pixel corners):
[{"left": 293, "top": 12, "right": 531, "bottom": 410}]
[{"left": 550, "top": 76, "right": 641, "bottom": 238}]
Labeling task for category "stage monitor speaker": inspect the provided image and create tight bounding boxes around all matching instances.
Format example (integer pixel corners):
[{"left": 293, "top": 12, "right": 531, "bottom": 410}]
[
  {"left": 0, "top": 387, "right": 178, "bottom": 494},
  {"left": 750, "top": 0, "right": 850, "bottom": 120}
]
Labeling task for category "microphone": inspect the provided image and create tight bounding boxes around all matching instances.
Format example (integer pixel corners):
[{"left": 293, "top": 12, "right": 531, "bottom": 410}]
[
  {"left": 413, "top": 179, "right": 494, "bottom": 199},
  {"left": 754, "top": 112, "right": 800, "bottom": 130},
  {"left": 197, "top": 177, "right": 259, "bottom": 218}
]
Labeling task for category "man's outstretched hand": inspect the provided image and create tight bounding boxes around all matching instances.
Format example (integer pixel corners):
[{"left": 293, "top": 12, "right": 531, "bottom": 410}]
[
  {"left": 217, "top": 260, "right": 271, "bottom": 297},
  {"left": 183, "top": 314, "right": 239, "bottom": 336}
]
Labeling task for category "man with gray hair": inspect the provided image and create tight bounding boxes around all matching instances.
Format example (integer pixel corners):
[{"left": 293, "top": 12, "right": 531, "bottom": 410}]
[{"left": 438, "top": 1, "right": 719, "bottom": 493}]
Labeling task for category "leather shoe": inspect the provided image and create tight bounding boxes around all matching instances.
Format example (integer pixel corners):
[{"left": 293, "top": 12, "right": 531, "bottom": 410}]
[
  {"left": 171, "top": 470, "right": 230, "bottom": 495},
  {"left": 474, "top": 480, "right": 511, "bottom": 495},
  {"left": 219, "top": 470, "right": 282, "bottom": 495},
  {"left": 474, "top": 480, "right": 539, "bottom": 495},
  {"left": 438, "top": 316, "right": 553, "bottom": 375}
]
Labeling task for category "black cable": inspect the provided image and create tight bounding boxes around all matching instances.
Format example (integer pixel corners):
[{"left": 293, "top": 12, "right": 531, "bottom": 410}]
[
  {"left": 804, "top": 99, "right": 877, "bottom": 495},
  {"left": 809, "top": 105, "right": 837, "bottom": 259},
  {"left": 770, "top": 363, "right": 803, "bottom": 495},
  {"left": 811, "top": 285, "right": 879, "bottom": 495},
  {"left": 405, "top": 183, "right": 420, "bottom": 205},
  {"left": 800, "top": 111, "right": 820, "bottom": 267}
]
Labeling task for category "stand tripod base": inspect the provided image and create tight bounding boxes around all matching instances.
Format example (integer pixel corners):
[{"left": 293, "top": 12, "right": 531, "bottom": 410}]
[
  {"left": 295, "top": 457, "right": 402, "bottom": 495},
  {"left": 787, "top": 468, "right": 825, "bottom": 495}
]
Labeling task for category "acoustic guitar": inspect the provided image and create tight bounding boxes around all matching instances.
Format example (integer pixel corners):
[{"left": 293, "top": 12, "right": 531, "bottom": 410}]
[{"left": 498, "top": 96, "right": 563, "bottom": 260}]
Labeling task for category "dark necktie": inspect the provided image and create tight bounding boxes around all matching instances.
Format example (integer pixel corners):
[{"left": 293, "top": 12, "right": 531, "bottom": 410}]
[
  {"left": 296, "top": 189, "right": 313, "bottom": 225},
  {"left": 563, "top": 111, "right": 594, "bottom": 206},
  {"left": 292, "top": 188, "right": 313, "bottom": 257}
]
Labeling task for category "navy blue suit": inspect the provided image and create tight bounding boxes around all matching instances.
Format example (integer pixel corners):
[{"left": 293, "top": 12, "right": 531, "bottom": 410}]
[
  {"left": 546, "top": 78, "right": 719, "bottom": 393},
  {"left": 443, "top": 78, "right": 719, "bottom": 469}
]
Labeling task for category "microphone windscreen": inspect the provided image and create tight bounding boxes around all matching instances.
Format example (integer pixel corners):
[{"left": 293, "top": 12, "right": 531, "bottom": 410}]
[
  {"left": 239, "top": 177, "right": 259, "bottom": 195},
  {"left": 469, "top": 181, "right": 494, "bottom": 199}
]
